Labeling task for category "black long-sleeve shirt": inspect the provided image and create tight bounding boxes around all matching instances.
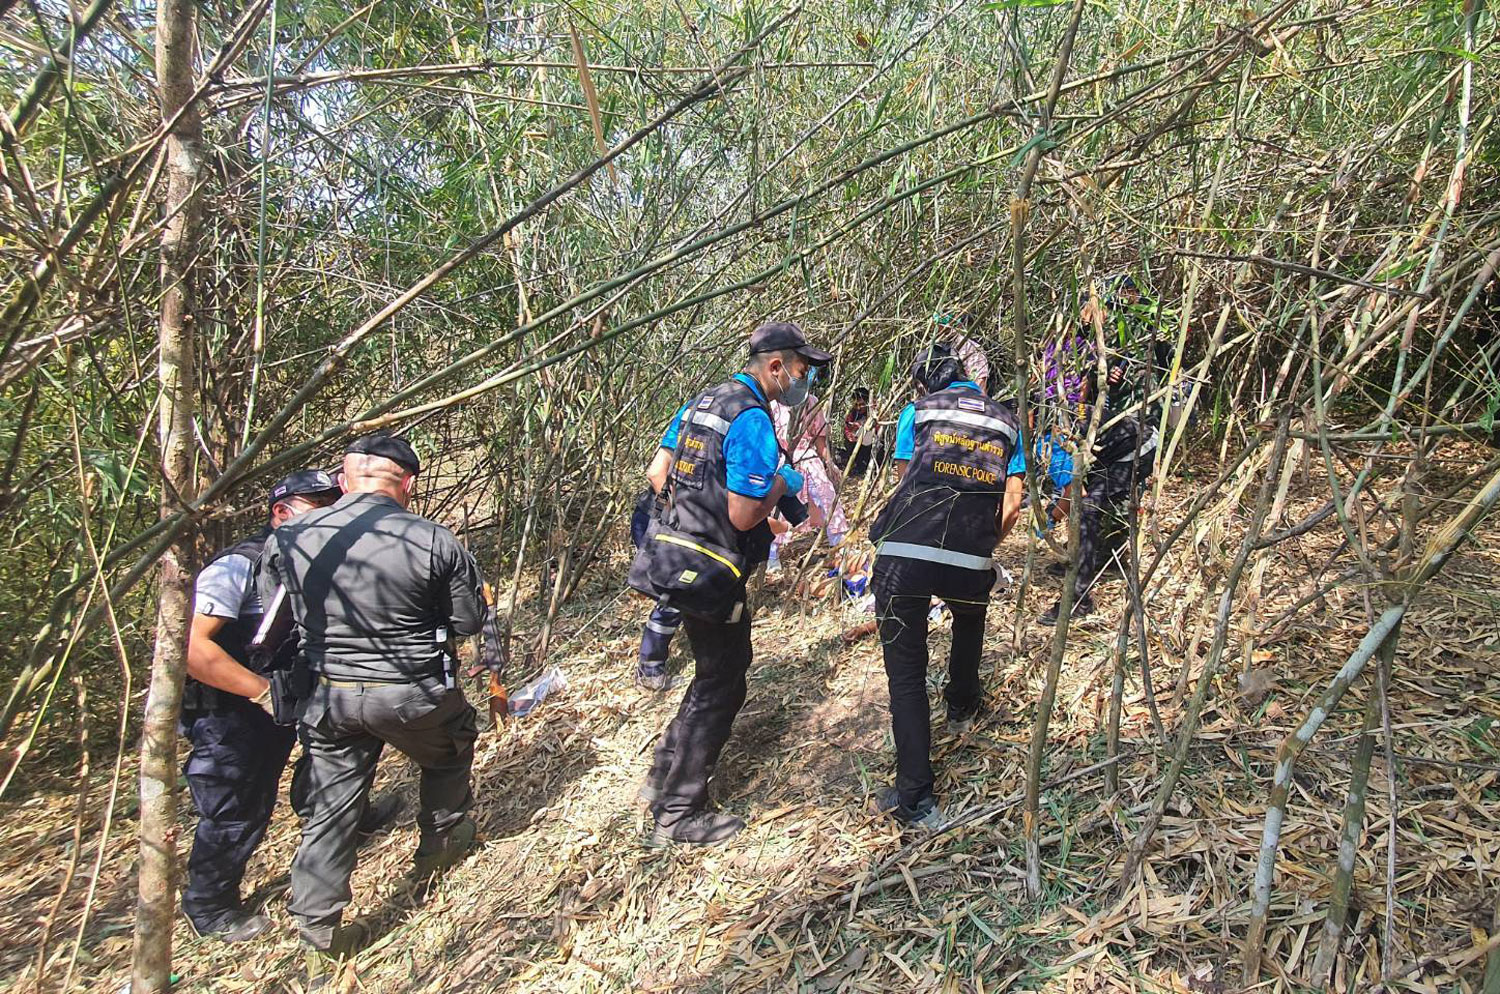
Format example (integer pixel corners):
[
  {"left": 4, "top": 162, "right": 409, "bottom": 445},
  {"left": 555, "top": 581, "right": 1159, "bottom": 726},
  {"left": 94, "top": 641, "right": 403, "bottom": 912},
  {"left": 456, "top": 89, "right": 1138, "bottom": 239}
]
[{"left": 264, "top": 492, "right": 486, "bottom": 683}]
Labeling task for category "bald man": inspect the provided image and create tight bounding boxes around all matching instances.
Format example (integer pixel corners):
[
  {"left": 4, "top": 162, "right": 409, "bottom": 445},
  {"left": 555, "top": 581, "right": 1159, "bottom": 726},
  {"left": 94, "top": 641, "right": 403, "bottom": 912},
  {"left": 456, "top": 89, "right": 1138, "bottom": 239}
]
[{"left": 265, "top": 433, "right": 487, "bottom": 958}]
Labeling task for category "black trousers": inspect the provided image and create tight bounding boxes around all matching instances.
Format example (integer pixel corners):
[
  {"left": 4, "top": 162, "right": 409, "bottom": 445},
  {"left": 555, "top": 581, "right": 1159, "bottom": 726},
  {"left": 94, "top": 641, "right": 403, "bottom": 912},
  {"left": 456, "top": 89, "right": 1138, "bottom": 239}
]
[
  {"left": 872, "top": 555, "right": 994, "bottom": 809},
  {"left": 647, "top": 604, "right": 753, "bottom": 827},
  {"left": 289, "top": 677, "right": 476, "bottom": 926},
  {"left": 180, "top": 703, "right": 297, "bottom": 931},
  {"left": 1076, "top": 459, "right": 1148, "bottom": 596},
  {"left": 848, "top": 444, "right": 873, "bottom": 477}
]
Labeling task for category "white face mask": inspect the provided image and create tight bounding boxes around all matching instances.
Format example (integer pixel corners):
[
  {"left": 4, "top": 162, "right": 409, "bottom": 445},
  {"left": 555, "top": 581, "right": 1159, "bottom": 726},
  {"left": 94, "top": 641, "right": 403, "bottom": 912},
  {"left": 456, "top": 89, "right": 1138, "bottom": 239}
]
[{"left": 778, "top": 365, "right": 812, "bottom": 408}]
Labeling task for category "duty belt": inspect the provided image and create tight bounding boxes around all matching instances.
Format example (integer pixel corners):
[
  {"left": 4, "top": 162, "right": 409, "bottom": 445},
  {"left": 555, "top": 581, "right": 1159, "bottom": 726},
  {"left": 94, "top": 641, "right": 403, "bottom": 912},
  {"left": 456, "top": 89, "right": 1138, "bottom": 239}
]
[
  {"left": 318, "top": 674, "right": 428, "bottom": 689},
  {"left": 876, "top": 541, "right": 992, "bottom": 571}
]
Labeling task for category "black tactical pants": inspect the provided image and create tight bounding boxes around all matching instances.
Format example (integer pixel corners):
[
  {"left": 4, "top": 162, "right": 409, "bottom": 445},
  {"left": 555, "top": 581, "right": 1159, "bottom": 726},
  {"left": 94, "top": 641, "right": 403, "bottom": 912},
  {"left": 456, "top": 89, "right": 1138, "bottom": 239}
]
[
  {"left": 180, "top": 703, "right": 297, "bottom": 931},
  {"left": 872, "top": 555, "right": 995, "bottom": 809},
  {"left": 289, "top": 677, "right": 476, "bottom": 927},
  {"left": 637, "top": 602, "right": 683, "bottom": 665},
  {"left": 1076, "top": 459, "right": 1148, "bottom": 596},
  {"left": 647, "top": 603, "right": 753, "bottom": 827}
]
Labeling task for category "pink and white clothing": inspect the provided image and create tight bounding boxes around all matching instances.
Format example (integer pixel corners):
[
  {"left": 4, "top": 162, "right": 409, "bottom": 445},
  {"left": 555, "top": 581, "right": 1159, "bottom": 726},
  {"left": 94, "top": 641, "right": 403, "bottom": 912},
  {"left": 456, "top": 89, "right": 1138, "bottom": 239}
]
[
  {"left": 771, "top": 394, "right": 848, "bottom": 553},
  {"left": 953, "top": 335, "right": 991, "bottom": 393}
]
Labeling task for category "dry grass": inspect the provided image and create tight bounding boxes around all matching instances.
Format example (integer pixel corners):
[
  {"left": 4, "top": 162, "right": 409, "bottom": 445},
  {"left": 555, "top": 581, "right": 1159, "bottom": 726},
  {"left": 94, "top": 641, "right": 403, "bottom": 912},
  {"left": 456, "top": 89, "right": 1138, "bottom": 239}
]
[{"left": 2, "top": 448, "right": 1498, "bottom": 993}]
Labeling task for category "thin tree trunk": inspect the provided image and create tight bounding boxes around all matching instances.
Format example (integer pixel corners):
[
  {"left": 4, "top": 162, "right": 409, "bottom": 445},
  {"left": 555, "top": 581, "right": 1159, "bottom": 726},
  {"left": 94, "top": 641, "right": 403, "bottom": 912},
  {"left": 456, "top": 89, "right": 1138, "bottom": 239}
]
[
  {"left": 1004, "top": 0, "right": 1088, "bottom": 902},
  {"left": 1241, "top": 609, "right": 1404, "bottom": 982},
  {"left": 1311, "top": 668, "right": 1384, "bottom": 987},
  {"left": 131, "top": 1, "right": 203, "bottom": 989}
]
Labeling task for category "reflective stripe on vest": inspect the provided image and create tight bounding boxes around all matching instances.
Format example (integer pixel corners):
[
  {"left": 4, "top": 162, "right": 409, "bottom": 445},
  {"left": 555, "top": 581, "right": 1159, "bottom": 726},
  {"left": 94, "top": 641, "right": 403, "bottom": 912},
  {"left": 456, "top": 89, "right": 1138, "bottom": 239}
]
[
  {"left": 914, "top": 408, "right": 1019, "bottom": 444},
  {"left": 876, "top": 541, "right": 992, "bottom": 571},
  {"left": 1112, "top": 431, "right": 1157, "bottom": 462},
  {"left": 690, "top": 410, "right": 733, "bottom": 435}
]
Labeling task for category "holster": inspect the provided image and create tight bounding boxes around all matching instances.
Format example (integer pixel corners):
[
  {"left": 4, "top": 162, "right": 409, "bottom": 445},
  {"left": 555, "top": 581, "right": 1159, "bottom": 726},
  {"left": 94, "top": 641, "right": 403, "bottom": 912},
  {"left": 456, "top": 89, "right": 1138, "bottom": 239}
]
[
  {"left": 181, "top": 679, "right": 219, "bottom": 713},
  {"left": 268, "top": 655, "right": 313, "bottom": 726}
]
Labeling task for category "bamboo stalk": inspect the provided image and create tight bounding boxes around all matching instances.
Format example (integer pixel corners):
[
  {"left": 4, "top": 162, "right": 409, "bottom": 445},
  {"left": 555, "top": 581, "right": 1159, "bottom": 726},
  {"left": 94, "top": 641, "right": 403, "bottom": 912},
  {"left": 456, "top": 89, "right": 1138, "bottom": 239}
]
[
  {"left": 1120, "top": 411, "right": 1292, "bottom": 885},
  {"left": 1242, "top": 608, "right": 1404, "bottom": 981},
  {"left": 131, "top": 0, "right": 203, "bottom": 986},
  {"left": 1311, "top": 665, "right": 1383, "bottom": 987},
  {"left": 1243, "top": 455, "right": 1500, "bottom": 981}
]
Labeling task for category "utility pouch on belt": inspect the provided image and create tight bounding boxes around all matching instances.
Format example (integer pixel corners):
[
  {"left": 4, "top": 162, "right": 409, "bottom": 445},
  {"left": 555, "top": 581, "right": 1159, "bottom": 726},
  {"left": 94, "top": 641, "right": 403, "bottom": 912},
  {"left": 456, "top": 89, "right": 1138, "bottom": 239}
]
[
  {"left": 628, "top": 518, "right": 745, "bottom": 622},
  {"left": 269, "top": 665, "right": 304, "bottom": 726},
  {"left": 252, "top": 584, "right": 309, "bottom": 725}
]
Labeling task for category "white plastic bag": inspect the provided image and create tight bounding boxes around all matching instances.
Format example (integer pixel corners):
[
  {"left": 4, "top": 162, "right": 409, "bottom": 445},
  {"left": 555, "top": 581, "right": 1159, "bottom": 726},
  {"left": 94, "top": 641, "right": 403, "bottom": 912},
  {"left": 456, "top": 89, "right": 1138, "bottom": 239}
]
[{"left": 508, "top": 665, "right": 567, "bottom": 717}]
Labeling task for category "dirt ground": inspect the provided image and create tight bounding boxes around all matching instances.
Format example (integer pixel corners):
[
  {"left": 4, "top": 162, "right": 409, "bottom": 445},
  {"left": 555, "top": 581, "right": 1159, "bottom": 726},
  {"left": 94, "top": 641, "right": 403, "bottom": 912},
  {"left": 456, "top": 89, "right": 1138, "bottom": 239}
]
[{"left": 2, "top": 449, "right": 1498, "bottom": 993}]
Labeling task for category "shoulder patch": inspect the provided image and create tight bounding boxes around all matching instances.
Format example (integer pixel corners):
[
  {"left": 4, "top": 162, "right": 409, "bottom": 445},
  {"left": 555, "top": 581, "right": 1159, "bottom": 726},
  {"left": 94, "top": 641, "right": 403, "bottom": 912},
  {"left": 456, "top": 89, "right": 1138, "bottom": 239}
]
[
  {"left": 698, "top": 396, "right": 714, "bottom": 409},
  {"left": 957, "top": 397, "right": 987, "bottom": 412},
  {"left": 747, "top": 473, "right": 767, "bottom": 487}
]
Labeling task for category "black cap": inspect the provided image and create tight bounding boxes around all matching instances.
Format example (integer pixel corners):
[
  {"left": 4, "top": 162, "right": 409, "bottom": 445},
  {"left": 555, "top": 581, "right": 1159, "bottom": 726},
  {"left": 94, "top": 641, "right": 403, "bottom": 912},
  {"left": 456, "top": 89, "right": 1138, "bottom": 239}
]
[
  {"left": 345, "top": 433, "right": 421, "bottom": 475},
  {"left": 268, "top": 469, "right": 341, "bottom": 509},
  {"left": 911, "top": 343, "right": 964, "bottom": 392},
  {"left": 748, "top": 321, "right": 832, "bottom": 365}
]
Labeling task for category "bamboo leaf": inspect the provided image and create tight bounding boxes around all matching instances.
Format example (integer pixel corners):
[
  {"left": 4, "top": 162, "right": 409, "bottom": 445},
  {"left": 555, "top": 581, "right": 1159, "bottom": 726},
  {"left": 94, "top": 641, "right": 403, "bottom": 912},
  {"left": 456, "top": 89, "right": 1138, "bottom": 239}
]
[{"left": 568, "top": 19, "right": 616, "bottom": 188}]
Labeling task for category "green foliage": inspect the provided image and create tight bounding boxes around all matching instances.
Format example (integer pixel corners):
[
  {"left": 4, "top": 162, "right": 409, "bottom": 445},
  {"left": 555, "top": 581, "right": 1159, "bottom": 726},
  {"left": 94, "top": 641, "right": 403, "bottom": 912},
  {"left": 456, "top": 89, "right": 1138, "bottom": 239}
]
[{"left": 0, "top": 0, "right": 1497, "bottom": 764}]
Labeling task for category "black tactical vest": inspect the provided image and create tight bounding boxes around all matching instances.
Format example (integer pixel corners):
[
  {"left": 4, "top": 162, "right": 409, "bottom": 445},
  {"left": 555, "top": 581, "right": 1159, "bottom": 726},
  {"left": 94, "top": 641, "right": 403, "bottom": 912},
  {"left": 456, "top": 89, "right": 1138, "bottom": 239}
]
[
  {"left": 1092, "top": 412, "right": 1158, "bottom": 468},
  {"left": 663, "top": 377, "right": 770, "bottom": 557},
  {"left": 182, "top": 528, "right": 271, "bottom": 713},
  {"left": 872, "top": 388, "right": 1020, "bottom": 567}
]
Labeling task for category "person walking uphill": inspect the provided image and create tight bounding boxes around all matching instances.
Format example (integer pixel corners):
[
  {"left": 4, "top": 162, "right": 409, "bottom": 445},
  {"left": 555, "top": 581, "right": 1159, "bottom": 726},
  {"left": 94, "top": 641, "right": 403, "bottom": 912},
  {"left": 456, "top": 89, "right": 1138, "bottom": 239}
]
[
  {"left": 869, "top": 344, "right": 1019, "bottom": 829},
  {"left": 179, "top": 469, "right": 342, "bottom": 942},
  {"left": 265, "top": 434, "right": 488, "bottom": 957},
  {"left": 631, "top": 320, "right": 832, "bottom": 846}
]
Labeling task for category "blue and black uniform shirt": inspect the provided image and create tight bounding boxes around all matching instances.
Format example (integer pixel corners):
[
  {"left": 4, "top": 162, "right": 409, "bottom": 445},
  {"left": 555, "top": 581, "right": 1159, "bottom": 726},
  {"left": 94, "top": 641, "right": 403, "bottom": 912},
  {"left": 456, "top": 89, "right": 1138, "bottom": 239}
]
[{"left": 660, "top": 372, "right": 779, "bottom": 498}]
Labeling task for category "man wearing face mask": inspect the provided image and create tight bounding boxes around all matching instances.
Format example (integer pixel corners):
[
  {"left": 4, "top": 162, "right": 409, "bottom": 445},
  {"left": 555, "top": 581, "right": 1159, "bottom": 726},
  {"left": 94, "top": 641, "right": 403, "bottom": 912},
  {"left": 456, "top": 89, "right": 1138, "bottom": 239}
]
[
  {"left": 638, "top": 320, "right": 832, "bottom": 845},
  {"left": 265, "top": 433, "right": 488, "bottom": 958}
]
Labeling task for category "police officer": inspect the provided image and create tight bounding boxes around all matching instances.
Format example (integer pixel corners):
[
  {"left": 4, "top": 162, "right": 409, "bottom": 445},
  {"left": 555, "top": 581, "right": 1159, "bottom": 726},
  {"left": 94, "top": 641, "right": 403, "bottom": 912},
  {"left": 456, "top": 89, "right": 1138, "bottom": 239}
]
[
  {"left": 631, "top": 488, "right": 682, "bottom": 691},
  {"left": 265, "top": 434, "right": 488, "bottom": 955},
  {"left": 638, "top": 320, "right": 831, "bottom": 845},
  {"left": 1037, "top": 396, "right": 1156, "bottom": 625},
  {"left": 869, "top": 344, "right": 1019, "bottom": 828},
  {"left": 180, "top": 469, "right": 342, "bottom": 942}
]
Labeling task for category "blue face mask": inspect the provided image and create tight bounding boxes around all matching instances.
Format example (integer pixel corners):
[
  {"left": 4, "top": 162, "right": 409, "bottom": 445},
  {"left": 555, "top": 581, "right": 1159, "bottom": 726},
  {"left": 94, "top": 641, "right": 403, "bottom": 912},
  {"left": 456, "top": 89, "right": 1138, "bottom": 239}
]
[{"left": 779, "top": 365, "right": 812, "bottom": 408}]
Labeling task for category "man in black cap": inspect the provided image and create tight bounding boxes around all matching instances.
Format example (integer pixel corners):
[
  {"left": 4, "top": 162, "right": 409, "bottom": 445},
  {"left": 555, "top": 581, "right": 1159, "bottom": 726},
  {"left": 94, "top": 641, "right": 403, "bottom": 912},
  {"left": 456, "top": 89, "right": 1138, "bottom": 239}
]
[
  {"left": 180, "top": 469, "right": 343, "bottom": 942},
  {"left": 868, "top": 344, "right": 1020, "bottom": 828},
  {"left": 636, "top": 320, "right": 831, "bottom": 845},
  {"left": 265, "top": 433, "right": 489, "bottom": 956}
]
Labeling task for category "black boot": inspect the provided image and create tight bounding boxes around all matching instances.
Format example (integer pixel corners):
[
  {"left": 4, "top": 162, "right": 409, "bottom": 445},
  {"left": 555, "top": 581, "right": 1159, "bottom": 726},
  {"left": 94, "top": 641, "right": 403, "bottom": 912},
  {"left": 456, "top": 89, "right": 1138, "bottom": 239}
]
[
  {"left": 648, "top": 811, "right": 744, "bottom": 847},
  {"left": 1039, "top": 595, "right": 1094, "bottom": 626},
  {"left": 357, "top": 794, "right": 403, "bottom": 839},
  {"left": 874, "top": 787, "right": 943, "bottom": 830},
  {"left": 189, "top": 910, "right": 270, "bottom": 944}
]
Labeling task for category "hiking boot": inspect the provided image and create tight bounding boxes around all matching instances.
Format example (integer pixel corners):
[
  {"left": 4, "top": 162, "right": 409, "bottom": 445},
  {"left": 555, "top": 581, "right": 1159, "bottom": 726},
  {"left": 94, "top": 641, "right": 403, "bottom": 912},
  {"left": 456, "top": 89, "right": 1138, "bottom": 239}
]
[
  {"left": 357, "top": 794, "right": 403, "bottom": 839},
  {"left": 297, "top": 917, "right": 365, "bottom": 956},
  {"left": 647, "top": 811, "right": 745, "bottom": 847},
  {"left": 189, "top": 911, "right": 270, "bottom": 944},
  {"left": 635, "top": 662, "right": 672, "bottom": 692},
  {"left": 946, "top": 702, "right": 983, "bottom": 735},
  {"left": 638, "top": 775, "right": 664, "bottom": 805},
  {"left": 874, "top": 787, "right": 943, "bottom": 831},
  {"left": 412, "top": 816, "right": 477, "bottom": 878},
  {"left": 297, "top": 924, "right": 365, "bottom": 993},
  {"left": 1039, "top": 595, "right": 1094, "bottom": 626}
]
